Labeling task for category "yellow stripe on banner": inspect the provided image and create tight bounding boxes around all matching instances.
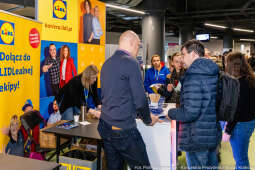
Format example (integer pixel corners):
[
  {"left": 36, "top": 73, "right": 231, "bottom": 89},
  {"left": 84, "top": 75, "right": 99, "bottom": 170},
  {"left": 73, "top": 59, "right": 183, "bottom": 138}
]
[
  {"left": 78, "top": 43, "right": 105, "bottom": 87},
  {"left": 60, "top": 163, "right": 72, "bottom": 170},
  {"left": 60, "top": 163, "right": 91, "bottom": 170}
]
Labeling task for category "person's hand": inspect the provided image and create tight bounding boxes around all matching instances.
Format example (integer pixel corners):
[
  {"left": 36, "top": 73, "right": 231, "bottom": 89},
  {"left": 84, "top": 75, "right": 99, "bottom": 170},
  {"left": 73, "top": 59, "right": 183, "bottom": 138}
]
[
  {"left": 149, "top": 114, "right": 159, "bottom": 126},
  {"left": 158, "top": 119, "right": 165, "bottom": 123},
  {"left": 97, "top": 105, "right": 102, "bottom": 110},
  {"left": 42, "top": 65, "right": 48, "bottom": 72},
  {"left": 167, "top": 84, "right": 173, "bottom": 92},
  {"left": 222, "top": 132, "right": 231, "bottom": 142},
  {"left": 89, "top": 109, "right": 101, "bottom": 119},
  {"left": 48, "top": 63, "right": 53, "bottom": 69},
  {"left": 88, "top": 38, "right": 92, "bottom": 43},
  {"left": 93, "top": 110, "right": 101, "bottom": 119},
  {"left": 42, "top": 64, "right": 53, "bottom": 72}
]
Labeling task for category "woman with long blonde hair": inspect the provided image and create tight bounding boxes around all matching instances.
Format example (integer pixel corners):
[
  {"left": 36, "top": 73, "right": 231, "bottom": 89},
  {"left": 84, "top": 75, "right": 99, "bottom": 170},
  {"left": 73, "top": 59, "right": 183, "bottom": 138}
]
[{"left": 56, "top": 65, "right": 101, "bottom": 120}]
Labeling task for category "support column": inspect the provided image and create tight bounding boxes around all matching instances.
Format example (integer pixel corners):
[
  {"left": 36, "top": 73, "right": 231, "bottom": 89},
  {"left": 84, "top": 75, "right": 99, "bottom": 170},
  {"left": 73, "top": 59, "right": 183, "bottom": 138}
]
[
  {"left": 179, "top": 24, "right": 194, "bottom": 45},
  {"left": 142, "top": 11, "right": 165, "bottom": 65},
  {"left": 223, "top": 30, "right": 233, "bottom": 52}
]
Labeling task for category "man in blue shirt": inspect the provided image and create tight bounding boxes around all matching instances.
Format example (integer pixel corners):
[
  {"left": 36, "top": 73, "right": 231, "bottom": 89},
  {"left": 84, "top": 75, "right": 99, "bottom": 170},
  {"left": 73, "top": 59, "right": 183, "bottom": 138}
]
[
  {"left": 99, "top": 30, "right": 158, "bottom": 170},
  {"left": 91, "top": 6, "right": 103, "bottom": 45}
]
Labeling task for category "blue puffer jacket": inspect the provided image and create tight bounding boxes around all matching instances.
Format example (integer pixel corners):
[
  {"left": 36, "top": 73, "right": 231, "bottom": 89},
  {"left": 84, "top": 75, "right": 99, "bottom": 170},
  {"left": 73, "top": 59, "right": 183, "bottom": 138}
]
[{"left": 168, "top": 57, "right": 222, "bottom": 152}]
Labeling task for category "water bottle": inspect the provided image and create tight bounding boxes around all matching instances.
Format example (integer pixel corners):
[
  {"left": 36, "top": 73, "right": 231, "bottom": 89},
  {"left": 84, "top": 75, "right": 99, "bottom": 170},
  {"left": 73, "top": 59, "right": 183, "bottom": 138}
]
[{"left": 81, "top": 102, "right": 87, "bottom": 122}]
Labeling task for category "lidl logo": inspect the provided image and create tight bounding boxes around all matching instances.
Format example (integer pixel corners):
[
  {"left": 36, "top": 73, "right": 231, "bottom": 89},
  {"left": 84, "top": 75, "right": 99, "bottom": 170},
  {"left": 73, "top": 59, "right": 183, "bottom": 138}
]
[
  {"left": 0, "top": 21, "right": 14, "bottom": 45},
  {"left": 53, "top": 0, "right": 67, "bottom": 20}
]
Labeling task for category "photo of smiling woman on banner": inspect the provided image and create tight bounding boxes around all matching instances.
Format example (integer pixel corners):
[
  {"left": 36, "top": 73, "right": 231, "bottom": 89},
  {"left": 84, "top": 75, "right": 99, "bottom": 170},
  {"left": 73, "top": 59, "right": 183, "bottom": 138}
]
[{"left": 59, "top": 45, "right": 77, "bottom": 88}]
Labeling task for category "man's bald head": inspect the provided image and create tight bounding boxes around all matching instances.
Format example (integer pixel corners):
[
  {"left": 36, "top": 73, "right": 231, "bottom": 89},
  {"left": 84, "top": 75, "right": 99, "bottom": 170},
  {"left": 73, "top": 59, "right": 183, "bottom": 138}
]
[{"left": 118, "top": 30, "right": 140, "bottom": 58}]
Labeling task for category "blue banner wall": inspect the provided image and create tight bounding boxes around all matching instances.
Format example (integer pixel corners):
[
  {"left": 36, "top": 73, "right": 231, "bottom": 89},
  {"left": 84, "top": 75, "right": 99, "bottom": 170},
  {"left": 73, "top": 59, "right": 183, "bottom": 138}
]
[{"left": 40, "top": 40, "right": 77, "bottom": 98}]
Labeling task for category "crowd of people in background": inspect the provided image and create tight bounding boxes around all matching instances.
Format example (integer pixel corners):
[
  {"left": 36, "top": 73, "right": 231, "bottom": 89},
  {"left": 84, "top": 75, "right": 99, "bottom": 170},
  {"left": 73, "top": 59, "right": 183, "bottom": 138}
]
[{"left": 2, "top": 29, "right": 255, "bottom": 170}]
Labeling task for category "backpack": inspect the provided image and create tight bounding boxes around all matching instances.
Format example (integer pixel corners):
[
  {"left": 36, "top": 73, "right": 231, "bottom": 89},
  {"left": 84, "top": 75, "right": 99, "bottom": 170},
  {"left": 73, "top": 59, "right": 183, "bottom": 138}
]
[{"left": 216, "top": 72, "right": 240, "bottom": 122}]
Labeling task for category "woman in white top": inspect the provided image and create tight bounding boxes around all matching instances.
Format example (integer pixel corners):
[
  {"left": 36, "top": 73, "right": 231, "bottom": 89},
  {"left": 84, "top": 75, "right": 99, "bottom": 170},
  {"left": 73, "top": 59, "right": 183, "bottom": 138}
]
[{"left": 59, "top": 45, "right": 77, "bottom": 88}]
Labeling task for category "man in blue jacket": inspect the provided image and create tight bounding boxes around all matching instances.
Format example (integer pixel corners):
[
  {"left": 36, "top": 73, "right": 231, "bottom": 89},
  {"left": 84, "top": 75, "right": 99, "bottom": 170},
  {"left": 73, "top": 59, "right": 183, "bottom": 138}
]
[
  {"left": 168, "top": 40, "right": 221, "bottom": 169},
  {"left": 99, "top": 30, "right": 158, "bottom": 170},
  {"left": 144, "top": 54, "right": 170, "bottom": 93}
]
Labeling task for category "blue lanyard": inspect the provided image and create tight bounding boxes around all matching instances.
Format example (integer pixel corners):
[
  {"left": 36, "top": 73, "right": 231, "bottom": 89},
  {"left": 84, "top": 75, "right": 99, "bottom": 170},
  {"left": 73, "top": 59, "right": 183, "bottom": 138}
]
[
  {"left": 84, "top": 88, "right": 89, "bottom": 104},
  {"left": 155, "top": 70, "right": 159, "bottom": 81}
]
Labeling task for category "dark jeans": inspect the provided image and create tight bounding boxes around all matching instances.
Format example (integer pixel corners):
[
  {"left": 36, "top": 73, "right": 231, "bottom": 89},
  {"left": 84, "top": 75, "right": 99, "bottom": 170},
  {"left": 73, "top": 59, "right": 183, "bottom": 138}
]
[
  {"left": 186, "top": 149, "right": 218, "bottom": 170},
  {"left": 61, "top": 107, "right": 80, "bottom": 121},
  {"left": 51, "top": 83, "right": 59, "bottom": 97},
  {"left": 98, "top": 119, "right": 151, "bottom": 170},
  {"left": 230, "top": 118, "right": 255, "bottom": 170}
]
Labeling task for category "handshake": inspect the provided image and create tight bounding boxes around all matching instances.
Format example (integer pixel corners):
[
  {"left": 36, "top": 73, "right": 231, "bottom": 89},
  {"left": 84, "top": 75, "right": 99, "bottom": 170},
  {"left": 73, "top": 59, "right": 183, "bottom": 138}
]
[
  {"left": 42, "top": 63, "right": 53, "bottom": 72},
  {"left": 149, "top": 113, "right": 170, "bottom": 126}
]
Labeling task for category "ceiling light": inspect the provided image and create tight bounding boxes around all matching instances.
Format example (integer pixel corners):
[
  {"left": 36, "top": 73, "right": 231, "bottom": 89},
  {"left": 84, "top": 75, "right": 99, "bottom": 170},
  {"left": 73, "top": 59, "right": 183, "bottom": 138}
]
[
  {"left": 240, "top": 39, "right": 255, "bottom": 42},
  {"left": 211, "top": 36, "right": 218, "bottom": 39},
  {"left": 204, "top": 23, "right": 227, "bottom": 29},
  {"left": 106, "top": 4, "right": 146, "bottom": 15},
  {"left": 233, "top": 28, "right": 254, "bottom": 33},
  {"left": 122, "top": 16, "right": 140, "bottom": 21}
]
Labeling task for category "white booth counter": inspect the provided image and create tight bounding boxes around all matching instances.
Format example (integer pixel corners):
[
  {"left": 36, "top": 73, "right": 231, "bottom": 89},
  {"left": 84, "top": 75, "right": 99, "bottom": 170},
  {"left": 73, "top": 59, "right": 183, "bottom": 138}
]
[{"left": 136, "top": 103, "right": 177, "bottom": 170}]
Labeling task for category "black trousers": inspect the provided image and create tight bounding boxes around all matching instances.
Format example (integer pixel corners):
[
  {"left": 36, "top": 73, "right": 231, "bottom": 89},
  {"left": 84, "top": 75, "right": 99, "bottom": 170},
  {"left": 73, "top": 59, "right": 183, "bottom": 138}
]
[
  {"left": 51, "top": 83, "right": 59, "bottom": 97},
  {"left": 91, "top": 39, "right": 100, "bottom": 45},
  {"left": 98, "top": 119, "right": 151, "bottom": 170}
]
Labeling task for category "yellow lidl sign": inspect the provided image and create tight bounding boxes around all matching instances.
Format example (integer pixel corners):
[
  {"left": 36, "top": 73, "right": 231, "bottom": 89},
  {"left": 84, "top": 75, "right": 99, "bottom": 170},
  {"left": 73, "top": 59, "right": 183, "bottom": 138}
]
[
  {"left": 53, "top": 0, "right": 67, "bottom": 20},
  {"left": 0, "top": 10, "right": 41, "bottom": 151},
  {"left": 0, "top": 21, "right": 14, "bottom": 45},
  {"left": 38, "top": 0, "right": 78, "bottom": 42}
]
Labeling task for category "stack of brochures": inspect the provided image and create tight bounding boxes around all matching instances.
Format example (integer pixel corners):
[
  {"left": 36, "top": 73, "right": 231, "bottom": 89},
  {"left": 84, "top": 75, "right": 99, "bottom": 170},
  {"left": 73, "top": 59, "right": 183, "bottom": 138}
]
[{"left": 56, "top": 122, "right": 78, "bottom": 130}]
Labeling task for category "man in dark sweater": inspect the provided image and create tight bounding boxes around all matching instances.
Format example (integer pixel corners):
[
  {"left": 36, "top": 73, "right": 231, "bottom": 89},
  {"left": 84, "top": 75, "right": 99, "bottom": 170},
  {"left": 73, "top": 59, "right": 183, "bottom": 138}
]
[
  {"left": 98, "top": 30, "right": 158, "bottom": 170},
  {"left": 42, "top": 43, "right": 60, "bottom": 96}
]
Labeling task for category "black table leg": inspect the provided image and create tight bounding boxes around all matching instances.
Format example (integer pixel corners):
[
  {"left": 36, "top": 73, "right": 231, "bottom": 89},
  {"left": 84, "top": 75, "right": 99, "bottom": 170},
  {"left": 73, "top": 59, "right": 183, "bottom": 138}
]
[
  {"left": 56, "top": 135, "right": 60, "bottom": 163},
  {"left": 97, "top": 141, "right": 102, "bottom": 170}
]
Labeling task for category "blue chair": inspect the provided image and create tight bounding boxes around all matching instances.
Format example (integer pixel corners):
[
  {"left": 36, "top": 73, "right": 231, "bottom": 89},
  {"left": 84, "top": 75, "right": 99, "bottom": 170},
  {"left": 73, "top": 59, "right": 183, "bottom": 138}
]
[{"left": 39, "top": 96, "right": 55, "bottom": 129}]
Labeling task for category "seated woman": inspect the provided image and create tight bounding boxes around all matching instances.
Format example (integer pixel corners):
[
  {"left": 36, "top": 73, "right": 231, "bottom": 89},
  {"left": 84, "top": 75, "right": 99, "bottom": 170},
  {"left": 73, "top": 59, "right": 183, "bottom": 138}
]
[
  {"left": 5, "top": 115, "right": 24, "bottom": 157},
  {"left": 55, "top": 65, "right": 101, "bottom": 121}
]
